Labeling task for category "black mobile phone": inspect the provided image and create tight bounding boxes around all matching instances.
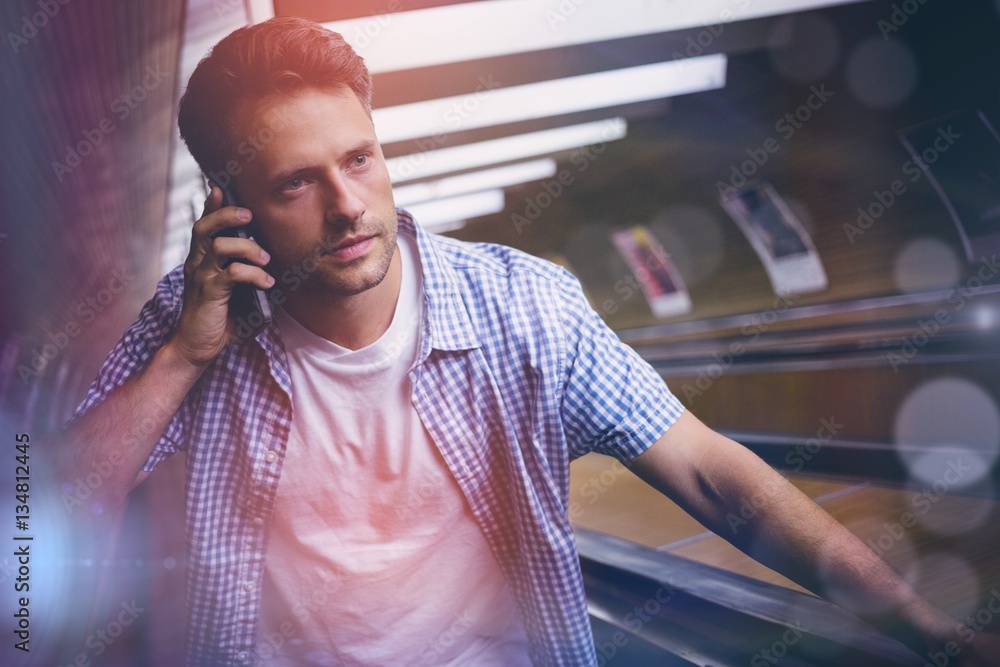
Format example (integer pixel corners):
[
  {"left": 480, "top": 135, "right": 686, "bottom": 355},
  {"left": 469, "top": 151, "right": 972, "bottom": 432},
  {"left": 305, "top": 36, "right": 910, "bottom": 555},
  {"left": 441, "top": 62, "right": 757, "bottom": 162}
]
[{"left": 216, "top": 184, "right": 273, "bottom": 330}]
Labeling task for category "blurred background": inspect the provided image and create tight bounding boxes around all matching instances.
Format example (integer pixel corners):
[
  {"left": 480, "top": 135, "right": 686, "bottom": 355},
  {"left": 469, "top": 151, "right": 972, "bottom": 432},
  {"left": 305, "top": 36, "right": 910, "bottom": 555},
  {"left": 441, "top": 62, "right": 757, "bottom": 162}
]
[{"left": 1, "top": 0, "right": 999, "bottom": 665}]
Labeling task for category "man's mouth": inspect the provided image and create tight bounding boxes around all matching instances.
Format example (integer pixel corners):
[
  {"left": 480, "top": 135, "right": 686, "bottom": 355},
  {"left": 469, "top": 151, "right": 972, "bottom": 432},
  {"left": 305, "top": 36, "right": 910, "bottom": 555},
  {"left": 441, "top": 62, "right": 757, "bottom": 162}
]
[{"left": 327, "top": 235, "right": 375, "bottom": 261}]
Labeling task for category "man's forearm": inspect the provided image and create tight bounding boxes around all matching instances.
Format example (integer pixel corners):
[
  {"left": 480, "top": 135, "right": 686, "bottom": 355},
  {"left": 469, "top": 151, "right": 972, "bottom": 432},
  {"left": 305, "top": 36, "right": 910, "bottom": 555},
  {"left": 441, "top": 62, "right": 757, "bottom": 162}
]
[
  {"left": 698, "top": 445, "right": 956, "bottom": 651},
  {"left": 57, "top": 339, "right": 206, "bottom": 519},
  {"left": 628, "top": 413, "right": 962, "bottom": 656}
]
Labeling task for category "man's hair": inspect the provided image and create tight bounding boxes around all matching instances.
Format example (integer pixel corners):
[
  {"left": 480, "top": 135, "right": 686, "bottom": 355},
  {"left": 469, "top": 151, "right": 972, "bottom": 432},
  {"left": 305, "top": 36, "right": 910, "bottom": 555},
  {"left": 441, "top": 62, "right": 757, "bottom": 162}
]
[{"left": 177, "top": 16, "right": 373, "bottom": 177}]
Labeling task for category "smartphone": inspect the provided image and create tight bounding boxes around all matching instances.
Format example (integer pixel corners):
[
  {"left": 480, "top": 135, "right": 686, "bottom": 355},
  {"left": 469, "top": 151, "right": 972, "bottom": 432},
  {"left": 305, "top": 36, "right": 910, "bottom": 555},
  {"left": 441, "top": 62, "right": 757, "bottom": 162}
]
[{"left": 215, "top": 184, "right": 273, "bottom": 330}]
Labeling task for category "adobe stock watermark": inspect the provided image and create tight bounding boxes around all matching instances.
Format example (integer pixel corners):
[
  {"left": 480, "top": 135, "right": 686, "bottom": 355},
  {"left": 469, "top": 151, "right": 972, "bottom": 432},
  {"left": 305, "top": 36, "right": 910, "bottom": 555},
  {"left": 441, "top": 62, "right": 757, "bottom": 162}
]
[
  {"left": 228, "top": 229, "right": 352, "bottom": 343},
  {"left": 0, "top": 557, "right": 15, "bottom": 586},
  {"left": 680, "top": 295, "right": 797, "bottom": 403},
  {"left": 726, "top": 416, "right": 844, "bottom": 534},
  {"left": 595, "top": 584, "right": 679, "bottom": 666},
  {"left": 51, "top": 65, "right": 170, "bottom": 181},
  {"left": 545, "top": 0, "right": 591, "bottom": 30},
  {"left": 510, "top": 118, "right": 622, "bottom": 234},
  {"left": 56, "top": 599, "right": 144, "bottom": 667},
  {"left": 568, "top": 410, "right": 685, "bottom": 522},
  {"left": 865, "top": 457, "right": 972, "bottom": 558},
  {"left": 568, "top": 459, "right": 630, "bottom": 522},
  {"left": 716, "top": 84, "right": 834, "bottom": 195},
  {"left": 351, "top": 0, "right": 403, "bottom": 48},
  {"left": 750, "top": 620, "right": 808, "bottom": 666},
  {"left": 390, "top": 73, "right": 503, "bottom": 182},
  {"left": 878, "top": 0, "right": 929, "bottom": 40},
  {"left": 254, "top": 571, "right": 343, "bottom": 662},
  {"left": 18, "top": 265, "right": 136, "bottom": 384},
  {"left": 6, "top": 0, "right": 72, "bottom": 54},
  {"left": 60, "top": 399, "right": 177, "bottom": 515},
  {"left": 213, "top": 0, "right": 400, "bottom": 41},
  {"left": 416, "top": 611, "right": 477, "bottom": 665},
  {"left": 547, "top": 0, "right": 752, "bottom": 52},
  {"left": 592, "top": 262, "right": 675, "bottom": 320},
  {"left": 205, "top": 110, "right": 293, "bottom": 193},
  {"left": 886, "top": 253, "right": 999, "bottom": 371},
  {"left": 665, "top": 0, "right": 751, "bottom": 65},
  {"left": 923, "top": 588, "right": 1000, "bottom": 667},
  {"left": 397, "top": 466, "right": 465, "bottom": 525},
  {"left": 843, "top": 124, "right": 961, "bottom": 244}
]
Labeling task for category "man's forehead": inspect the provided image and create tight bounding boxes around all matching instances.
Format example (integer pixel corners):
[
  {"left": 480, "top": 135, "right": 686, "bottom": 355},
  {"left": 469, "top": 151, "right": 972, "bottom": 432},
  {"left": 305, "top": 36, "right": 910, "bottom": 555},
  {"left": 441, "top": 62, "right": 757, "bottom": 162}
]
[
  {"left": 230, "top": 85, "right": 362, "bottom": 136},
  {"left": 226, "top": 86, "right": 377, "bottom": 185}
]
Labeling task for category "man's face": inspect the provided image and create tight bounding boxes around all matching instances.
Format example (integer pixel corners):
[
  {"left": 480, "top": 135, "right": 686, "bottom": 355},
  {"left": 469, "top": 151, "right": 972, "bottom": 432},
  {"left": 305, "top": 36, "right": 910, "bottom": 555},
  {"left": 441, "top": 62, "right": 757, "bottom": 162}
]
[{"left": 229, "top": 86, "right": 398, "bottom": 300}]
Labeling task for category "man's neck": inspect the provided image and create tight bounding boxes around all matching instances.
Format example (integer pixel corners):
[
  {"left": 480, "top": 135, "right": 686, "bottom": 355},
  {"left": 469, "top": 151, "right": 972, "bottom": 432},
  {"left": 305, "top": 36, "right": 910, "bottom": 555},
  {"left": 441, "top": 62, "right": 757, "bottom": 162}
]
[{"left": 280, "top": 245, "right": 402, "bottom": 350}]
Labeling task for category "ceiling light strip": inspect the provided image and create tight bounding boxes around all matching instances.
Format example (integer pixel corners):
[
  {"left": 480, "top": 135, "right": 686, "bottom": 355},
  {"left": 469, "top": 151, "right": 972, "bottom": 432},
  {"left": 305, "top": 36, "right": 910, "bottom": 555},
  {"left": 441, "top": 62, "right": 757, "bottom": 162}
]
[
  {"left": 373, "top": 55, "right": 725, "bottom": 144},
  {"left": 407, "top": 189, "right": 506, "bottom": 229},
  {"left": 393, "top": 159, "right": 557, "bottom": 206},
  {"left": 320, "top": 0, "right": 869, "bottom": 74},
  {"left": 386, "top": 117, "right": 627, "bottom": 184}
]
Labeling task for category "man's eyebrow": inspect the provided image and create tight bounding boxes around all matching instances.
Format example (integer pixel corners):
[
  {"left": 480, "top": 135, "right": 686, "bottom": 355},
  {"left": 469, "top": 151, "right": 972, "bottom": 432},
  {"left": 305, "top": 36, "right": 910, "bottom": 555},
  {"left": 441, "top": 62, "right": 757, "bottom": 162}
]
[
  {"left": 265, "top": 165, "right": 310, "bottom": 187},
  {"left": 264, "top": 141, "right": 378, "bottom": 187},
  {"left": 347, "top": 139, "right": 376, "bottom": 155}
]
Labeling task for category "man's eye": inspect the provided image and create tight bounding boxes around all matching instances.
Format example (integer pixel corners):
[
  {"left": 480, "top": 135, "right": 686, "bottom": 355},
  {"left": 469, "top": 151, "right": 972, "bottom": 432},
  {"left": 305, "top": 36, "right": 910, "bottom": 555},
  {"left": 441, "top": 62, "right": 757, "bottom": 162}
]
[
  {"left": 284, "top": 178, "right": 304, "bottom": 191},
  {"left": 352, "top": 154, "right": 369, "bottom": 167}
]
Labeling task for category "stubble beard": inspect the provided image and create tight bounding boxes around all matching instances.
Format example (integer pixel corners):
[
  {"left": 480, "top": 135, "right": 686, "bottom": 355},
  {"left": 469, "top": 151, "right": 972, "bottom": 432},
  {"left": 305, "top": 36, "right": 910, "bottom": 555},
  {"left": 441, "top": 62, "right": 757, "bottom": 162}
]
[{"left": 289, "top": 222, "right": 398, "bottom": 299}]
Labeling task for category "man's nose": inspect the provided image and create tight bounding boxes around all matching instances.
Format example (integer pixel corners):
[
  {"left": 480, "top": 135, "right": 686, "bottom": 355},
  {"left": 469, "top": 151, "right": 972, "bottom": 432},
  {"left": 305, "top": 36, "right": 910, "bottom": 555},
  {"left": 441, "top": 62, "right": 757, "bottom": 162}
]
[{"left": 322, "top": 173, "right": 366, "bottom": 223}]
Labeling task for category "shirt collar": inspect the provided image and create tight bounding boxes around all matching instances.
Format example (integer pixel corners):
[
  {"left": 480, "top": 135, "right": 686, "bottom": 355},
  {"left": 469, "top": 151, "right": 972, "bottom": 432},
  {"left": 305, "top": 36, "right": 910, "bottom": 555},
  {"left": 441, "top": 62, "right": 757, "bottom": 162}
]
[
  {"left": 398, "top": 207, "right": 482, "bottom": 353},
  {"left": 253, "top": 208, "right": 481, "bottom": 381}
]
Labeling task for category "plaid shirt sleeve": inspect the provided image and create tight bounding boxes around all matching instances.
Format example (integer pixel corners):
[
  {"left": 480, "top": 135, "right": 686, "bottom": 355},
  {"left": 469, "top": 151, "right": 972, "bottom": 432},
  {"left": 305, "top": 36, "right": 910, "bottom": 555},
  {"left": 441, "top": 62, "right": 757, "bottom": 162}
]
[
  {"left": 66, "top": 265, "right": 192, "bottom": 472},
  {"left": 555, "top": 266, "right": 685, "bottom": 463}
]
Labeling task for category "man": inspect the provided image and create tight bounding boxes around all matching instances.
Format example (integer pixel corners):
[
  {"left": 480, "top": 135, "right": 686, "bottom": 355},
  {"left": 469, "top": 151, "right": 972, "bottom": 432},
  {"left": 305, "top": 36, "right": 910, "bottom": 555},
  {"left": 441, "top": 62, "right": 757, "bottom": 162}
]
[{"left": 60, "top": 16, "right": 1000, "bottom": 667}]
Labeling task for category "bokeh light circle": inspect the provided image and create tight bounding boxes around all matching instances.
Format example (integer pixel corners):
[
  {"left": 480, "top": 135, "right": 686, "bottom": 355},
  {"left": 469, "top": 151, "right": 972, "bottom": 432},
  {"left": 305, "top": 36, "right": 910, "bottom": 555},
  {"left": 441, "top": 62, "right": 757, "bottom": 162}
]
[
  {"left": 893, "top": 237, "right": 961, "bottom": 294},
  {"left": 846, "top": 38, "right": 919, "bottom": 108}
]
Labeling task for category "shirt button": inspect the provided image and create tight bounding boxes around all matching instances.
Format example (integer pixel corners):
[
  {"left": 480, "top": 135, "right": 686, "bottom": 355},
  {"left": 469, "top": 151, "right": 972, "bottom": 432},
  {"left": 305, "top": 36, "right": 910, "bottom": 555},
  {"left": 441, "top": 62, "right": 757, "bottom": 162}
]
[
  {"left": 237, "top": 651, "right": 249, "bottom": 661},
  {"left": 244, "top": 581, "right": 253, "bottom": 592},
  {"left": 264, "top": 450, "right": 278, "bottom": 463},
  {"left": 253, "top": 517, "right": 264, "bottom": 526}
]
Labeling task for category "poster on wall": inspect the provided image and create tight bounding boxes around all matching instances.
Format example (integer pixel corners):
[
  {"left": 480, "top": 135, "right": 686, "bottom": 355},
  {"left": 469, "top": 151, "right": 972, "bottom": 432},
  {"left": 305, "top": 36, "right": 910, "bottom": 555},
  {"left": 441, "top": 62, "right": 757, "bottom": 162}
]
[
  {"left": 610, "top": 225, "right": 692, "bottom": 318},
  {"left": 720, "top": 181, "right": 828, "bottom": 297}
]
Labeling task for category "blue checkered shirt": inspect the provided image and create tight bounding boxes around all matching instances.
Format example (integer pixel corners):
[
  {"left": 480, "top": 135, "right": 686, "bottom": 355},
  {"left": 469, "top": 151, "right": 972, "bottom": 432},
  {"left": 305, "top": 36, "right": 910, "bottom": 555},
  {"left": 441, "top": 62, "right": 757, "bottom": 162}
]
[{"left": 71, "top": 209, "right": 685, "bottom": 666}]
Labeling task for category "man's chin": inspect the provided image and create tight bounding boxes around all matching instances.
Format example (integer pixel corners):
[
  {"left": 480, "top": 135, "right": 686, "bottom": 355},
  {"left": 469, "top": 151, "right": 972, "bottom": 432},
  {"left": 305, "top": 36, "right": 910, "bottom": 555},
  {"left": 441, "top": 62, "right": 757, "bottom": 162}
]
[{"left": 312, "top": 250, "right": 395, "bottom": 297}]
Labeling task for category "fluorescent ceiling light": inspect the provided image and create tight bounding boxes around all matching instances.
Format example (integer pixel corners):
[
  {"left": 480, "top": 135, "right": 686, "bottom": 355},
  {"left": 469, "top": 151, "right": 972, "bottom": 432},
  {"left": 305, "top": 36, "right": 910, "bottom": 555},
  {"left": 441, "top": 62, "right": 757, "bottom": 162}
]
[
  {"left": 393, "top": 159, "right": 557, "bottom": 207},
  {"left": 321, "top": 0, "right": 869, "bottom": 74},
  {"left": 373, "top": 55, "right": 724, "bottom": 144},
  {"left": 407, "top": 190, "right": 506, "bottom": 231},
  {"left": 387, "top": 117, "right": 627, "bottom": 183}
]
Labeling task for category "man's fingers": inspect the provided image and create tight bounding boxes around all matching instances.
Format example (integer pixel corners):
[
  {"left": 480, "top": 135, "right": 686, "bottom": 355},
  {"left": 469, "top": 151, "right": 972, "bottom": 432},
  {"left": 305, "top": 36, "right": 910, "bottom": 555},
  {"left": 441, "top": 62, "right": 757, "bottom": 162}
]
[
  {"left": 210, "top": 236, "right": 271, "bottom": 268},
  {"left": 192, "top": 203, "right": 253, "bottom": 240},
  {"left": 191, "top": 236, "right": 271, "bottom": 292},
  {"left": 187, "top": 192, "right": 255, "bottom": 275},
  {"left": 202, "top": 185, "right": 223, "bottom": 217},
  {"left": 224, "top": 262, "right": 275, "bottom": 291}
]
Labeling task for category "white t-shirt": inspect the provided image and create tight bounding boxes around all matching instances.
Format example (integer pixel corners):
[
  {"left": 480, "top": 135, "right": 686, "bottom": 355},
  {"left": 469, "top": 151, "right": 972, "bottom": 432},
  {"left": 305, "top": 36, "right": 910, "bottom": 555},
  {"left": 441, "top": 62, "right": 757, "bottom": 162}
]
[{"left": 255, "top": 226, "right": 531, "bottom": 666}]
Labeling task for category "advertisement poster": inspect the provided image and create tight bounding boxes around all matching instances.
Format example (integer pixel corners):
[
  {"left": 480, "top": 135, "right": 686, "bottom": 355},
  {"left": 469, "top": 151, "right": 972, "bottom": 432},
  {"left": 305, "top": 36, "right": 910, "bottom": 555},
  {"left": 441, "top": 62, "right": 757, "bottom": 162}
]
[
  {"left": 609, "top": 225, "right": 692, "bottom": 318},
  {"left": 720, "top": 181, "right": 829, "bottom": 297}
]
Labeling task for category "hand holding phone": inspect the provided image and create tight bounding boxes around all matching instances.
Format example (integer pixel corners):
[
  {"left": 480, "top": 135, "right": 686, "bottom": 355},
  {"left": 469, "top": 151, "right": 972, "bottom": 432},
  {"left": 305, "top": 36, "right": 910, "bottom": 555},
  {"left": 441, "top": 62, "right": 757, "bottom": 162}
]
[{"left": 216, "top": 185, "right": 273, "bottom": 330}]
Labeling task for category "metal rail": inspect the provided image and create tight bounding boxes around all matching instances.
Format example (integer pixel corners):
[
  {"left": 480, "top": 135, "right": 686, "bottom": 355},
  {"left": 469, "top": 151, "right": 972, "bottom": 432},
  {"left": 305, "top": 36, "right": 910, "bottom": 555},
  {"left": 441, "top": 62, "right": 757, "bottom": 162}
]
[{"left": 577, "top": 528, "right": 923, "bottom": 666}]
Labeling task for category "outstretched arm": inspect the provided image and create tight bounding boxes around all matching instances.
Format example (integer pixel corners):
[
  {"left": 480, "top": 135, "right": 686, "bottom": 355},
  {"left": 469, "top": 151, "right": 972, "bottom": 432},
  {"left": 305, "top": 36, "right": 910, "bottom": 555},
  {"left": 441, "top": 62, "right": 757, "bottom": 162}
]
[{"left": 625, "top": 409, "right": 1000, "bottom": 666}]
